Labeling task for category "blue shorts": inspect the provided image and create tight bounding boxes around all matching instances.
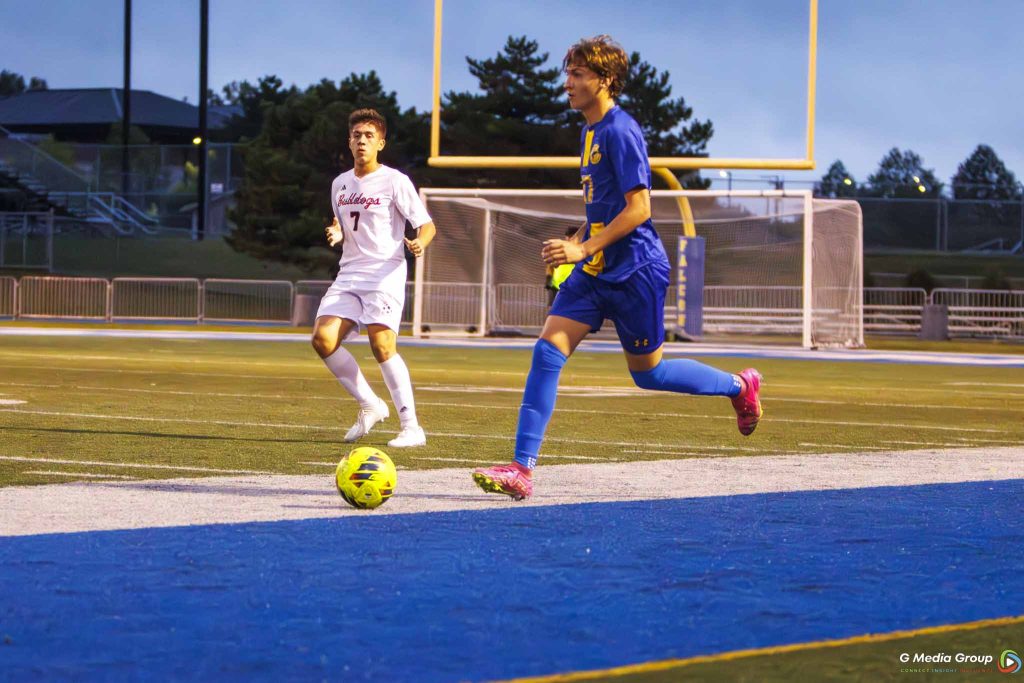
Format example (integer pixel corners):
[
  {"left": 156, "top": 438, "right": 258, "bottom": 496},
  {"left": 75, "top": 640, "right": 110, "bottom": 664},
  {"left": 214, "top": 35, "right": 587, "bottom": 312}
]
[{"left": 550, "top": 263, "right": 670, "bottom": 354}]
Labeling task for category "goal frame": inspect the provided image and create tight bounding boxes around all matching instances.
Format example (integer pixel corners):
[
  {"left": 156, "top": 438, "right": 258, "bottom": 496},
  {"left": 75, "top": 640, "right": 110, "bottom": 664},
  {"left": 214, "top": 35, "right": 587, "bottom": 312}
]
[{"left": 427, "top": 0, "right": 819, "bottom": 171}]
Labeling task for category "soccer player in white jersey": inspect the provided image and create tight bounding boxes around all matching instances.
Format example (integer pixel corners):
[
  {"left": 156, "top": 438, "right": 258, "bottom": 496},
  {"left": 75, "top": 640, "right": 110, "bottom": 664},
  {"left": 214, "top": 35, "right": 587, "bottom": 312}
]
[{"left": 311, "top": 108, "right": 436, "bottom": 448}]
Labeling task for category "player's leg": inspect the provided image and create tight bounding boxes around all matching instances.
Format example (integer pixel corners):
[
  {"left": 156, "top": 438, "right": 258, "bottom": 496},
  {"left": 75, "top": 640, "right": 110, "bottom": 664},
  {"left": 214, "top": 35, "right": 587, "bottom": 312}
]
[
  {"left": 312, "top": 298, "right": 389, "bottom": 442},
  {"left": 614, "top": 266, "right": 763, "bottom": 435},
  {"left": 365, "top": 323, "right": 425, "bottom": 448},
  {"left": 473, "top": 271, "right": 602, "bottom": 500}
]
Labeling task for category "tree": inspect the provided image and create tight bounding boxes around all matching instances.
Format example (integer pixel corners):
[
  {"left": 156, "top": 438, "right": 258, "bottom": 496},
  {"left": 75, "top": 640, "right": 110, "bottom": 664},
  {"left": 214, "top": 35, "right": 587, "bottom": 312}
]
[
  {"left": 818, "top": 160, "right": 857, "bottom": 197},
  {"left": 440, "top": 36, "right": 715, "bottom": 189},
  {"left": 866, "top": 148, "right": 942, "bottom": 198},
  {"left": 0, "top": 70, "right": 48, "bottom": 96},
  {"left": 0, "top": 69, "right": 26, "bottom": 96},
  {"left": 227, "top": 72, "right": 426, "bottom": 271},
  {"left": 441, "top": 36, "right": 577, "bottom": 188},
  {"left": 951, "top": 144, "right": 1021, "bottom": 200},
  {"left": 620, "top": 52, "right": 713, "bottom": 189},
  {"left": 213, "top": 76, "right": 299, "bottom": 141}
]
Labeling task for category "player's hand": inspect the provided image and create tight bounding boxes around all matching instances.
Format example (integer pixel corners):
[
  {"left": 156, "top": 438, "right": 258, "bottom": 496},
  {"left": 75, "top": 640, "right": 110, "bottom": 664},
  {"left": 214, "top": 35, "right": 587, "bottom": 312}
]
[
  {"left": 542, "top": 239, "right": 586, "bottom": 265},
  {"left": 325, "top": 218, "right": 342, "bottom": 247},
  {"left": 404, "top": 237, "right": 426, "bottom": 257}
]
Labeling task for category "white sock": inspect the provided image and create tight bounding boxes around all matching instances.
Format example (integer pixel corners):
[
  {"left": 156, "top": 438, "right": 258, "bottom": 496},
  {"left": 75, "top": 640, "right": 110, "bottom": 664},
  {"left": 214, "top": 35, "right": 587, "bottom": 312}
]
[
  {"left": 322, "top": 346, "right": 378, "bottom": 410},
  {"left": 379, "top": 354, "right": 418, "bottom": 429}
]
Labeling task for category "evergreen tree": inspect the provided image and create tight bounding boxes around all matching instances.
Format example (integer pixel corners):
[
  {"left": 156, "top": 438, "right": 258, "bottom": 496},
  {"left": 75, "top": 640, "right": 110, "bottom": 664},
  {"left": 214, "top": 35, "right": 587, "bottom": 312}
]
[
  {"left": 620, "top": 52, "right": 713, "bottom": 189},
  {"left": 818, "top": 160, "right": 857, "bottom": 197},
  {"left": 951, "top": 144, "right": 1021, "bottom": 200},
  {"left": 866, "top": 148, "right": 942, "bottom": 198}
]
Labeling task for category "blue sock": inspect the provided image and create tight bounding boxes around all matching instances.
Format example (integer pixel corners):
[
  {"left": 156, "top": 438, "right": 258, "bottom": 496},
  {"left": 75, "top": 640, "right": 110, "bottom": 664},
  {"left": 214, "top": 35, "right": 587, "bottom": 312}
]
[
  {"left": 630, "top": 359, "right": 742, "bottom": 397},
  {"left": 514, "top": 339, "right": 567, "bottom": 469}
]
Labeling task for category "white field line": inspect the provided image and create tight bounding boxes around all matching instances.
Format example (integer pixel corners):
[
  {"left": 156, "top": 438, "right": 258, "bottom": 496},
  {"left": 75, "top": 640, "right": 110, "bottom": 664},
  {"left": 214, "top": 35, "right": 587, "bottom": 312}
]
[
  {"left": 2, "top": 382, "right": 1015, "bottom": 430},
  {"left": 0, "top": 407, "right": 1010, "bottom": 440},
  {"left": 408, "top": 456, "right": 507, "bottom": 465},
  {"left": 5, "top": 376, "right": 1024, "bottom": 412},
  {"left": 0, "top": 455, "right": 274, "bottom": 475},
  {"left": 767, "top": 382, "right": 1024, "bottom": 399},
  {"left": 798, "top": 442, "right": 892, "bottom": 451},
  {"left": 944, "top": 382, "right": 1024, "bottom": 387},
  {"left": 22, "top": 470, "right": 138, "bottom": 480},
  {"left": 881, "top": 440, "right": 965, "bottom": 447},
  {"left": 952, "top": 436, "right": 1024, "bottom": 445},
  {"left": 8, "top": 361, "right": 1024, "bottom": 401},
  {"left": 0, "top": 399, "right": 26, "bottom": 405}
]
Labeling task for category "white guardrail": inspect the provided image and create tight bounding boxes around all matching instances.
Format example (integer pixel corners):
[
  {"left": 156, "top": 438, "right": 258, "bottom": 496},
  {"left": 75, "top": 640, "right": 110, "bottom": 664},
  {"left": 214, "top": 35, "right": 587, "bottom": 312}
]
[{"left": 2, "top": 276, "right": 1024, "bottom": 340}]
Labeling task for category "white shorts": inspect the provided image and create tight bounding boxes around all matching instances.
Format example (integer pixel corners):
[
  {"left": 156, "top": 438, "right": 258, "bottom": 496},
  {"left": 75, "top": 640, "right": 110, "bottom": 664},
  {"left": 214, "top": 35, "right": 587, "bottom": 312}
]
[{"left": 316, "top": 280, "right": 404, "bottom": 340}]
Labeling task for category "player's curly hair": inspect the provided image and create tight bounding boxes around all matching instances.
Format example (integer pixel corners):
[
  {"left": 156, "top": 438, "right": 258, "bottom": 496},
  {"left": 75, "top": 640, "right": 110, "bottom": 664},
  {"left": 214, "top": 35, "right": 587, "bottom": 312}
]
[
  {"left": 349, "top": 108, "right": 387, "bottom": 139},
  {"left": 562, "top": 35, "right": 629, "bottom": 99}
]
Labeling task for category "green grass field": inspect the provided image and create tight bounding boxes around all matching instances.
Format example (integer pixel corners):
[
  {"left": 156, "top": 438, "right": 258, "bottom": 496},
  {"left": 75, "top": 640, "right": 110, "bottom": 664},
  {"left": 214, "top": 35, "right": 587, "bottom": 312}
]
[
  {"left": 2, "top": 331, "right": 1022, "bottom": 680},
  {"left": 2, "top": 334, "right": 1023, "bottom": 489}
]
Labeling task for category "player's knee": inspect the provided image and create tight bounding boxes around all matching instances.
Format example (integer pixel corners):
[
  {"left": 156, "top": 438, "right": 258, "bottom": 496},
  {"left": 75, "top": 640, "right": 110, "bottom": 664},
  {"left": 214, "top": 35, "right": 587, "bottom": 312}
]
[
  {"left": 369, "top": 337, "right": 396, "bottom": 363},
  {"left": 311, "top": 330, "right": 337, "bottom": 358},
  {"left": 630, "top": 362, "right": 665, "bottom": 391}
]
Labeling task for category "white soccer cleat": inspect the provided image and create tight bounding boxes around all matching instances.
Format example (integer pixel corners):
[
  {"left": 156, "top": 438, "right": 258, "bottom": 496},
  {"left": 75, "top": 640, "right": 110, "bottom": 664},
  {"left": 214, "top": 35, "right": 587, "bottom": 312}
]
[
  {"left": 343, "top": 397, "right": 390, "bottom": 443},
  {"left": 387, "top": 425, "right": 426, "bottom": 448}
]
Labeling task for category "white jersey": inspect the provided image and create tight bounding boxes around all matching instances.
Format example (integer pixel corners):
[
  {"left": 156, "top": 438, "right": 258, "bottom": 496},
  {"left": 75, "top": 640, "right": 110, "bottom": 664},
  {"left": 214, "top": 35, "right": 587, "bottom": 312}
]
[{"left": 330, "top": 165, "right": 431, "bottom": 294}]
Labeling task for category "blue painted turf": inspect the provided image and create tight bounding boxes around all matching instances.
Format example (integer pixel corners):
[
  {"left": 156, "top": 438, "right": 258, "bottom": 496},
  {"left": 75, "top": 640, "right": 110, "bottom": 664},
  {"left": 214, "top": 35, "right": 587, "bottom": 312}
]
[{"left": 1, "top": 479, "right": 1022, "bottom": 682}]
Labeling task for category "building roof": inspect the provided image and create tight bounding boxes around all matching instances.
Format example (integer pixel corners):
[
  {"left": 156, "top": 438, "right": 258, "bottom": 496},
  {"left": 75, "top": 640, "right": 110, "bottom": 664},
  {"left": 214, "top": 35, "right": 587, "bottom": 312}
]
[{"left": 0, "top": 88, "right": 238, "bottom": 130}]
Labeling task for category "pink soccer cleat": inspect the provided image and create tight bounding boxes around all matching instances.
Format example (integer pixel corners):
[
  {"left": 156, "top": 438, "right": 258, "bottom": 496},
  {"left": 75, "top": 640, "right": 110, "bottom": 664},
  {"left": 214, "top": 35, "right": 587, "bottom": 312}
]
[
  {"left": 471, "top": 463, "right": 533, "bottom": 501},
  {"left": 731, "top": 368, "right": 763, "bottom": 436}
]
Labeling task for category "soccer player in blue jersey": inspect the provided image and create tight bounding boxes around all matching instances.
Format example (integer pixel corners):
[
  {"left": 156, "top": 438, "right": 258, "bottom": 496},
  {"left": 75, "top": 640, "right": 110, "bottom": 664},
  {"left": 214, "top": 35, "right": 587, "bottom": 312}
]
[{"left": 472, "top": 35, "right": 763, "bottom": 500}]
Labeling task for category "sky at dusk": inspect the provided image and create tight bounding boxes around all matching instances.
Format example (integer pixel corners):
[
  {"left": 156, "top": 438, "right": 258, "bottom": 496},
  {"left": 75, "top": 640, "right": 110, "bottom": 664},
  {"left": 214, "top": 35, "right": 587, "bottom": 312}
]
[{"left": 2, "top": 0, "right": 1021, "bottom": 188}]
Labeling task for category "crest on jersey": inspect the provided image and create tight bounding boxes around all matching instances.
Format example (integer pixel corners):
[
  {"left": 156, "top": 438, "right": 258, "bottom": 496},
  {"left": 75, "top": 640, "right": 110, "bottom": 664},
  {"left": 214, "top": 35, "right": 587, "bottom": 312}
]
[{"left": 589, "top": 145, "right": 602, "bottom": 165}]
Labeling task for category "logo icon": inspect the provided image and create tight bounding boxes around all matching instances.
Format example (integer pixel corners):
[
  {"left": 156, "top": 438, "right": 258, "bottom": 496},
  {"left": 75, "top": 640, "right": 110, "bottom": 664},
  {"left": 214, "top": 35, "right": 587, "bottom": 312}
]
[
  {"left": 589, "top": 144, "right": 602, "bottom": 165},
  {"left": 1000, "top": 649, "right": 1022, "bottom": 674}
]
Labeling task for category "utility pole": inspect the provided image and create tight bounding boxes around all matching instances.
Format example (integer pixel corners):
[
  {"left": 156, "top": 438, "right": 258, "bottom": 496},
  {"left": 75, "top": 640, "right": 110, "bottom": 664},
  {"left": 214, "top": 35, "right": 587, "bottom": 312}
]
[
  {"left": 197, "top": 0, "right": 209, "bottom": 241},
  {"left": 121, "top": 0, "right": 131, "bottom": 197}
]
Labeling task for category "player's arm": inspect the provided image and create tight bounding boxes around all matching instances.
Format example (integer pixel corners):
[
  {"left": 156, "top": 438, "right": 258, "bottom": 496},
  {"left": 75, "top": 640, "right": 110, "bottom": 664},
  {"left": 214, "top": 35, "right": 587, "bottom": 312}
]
[
  {"left": 394, "top": 174, "right": 436, "bottom": 258},
  {"left": 325, "top": 216, "right": 343, "bottom": 247},
  {"left": 404, "top": 221, "right": 435, "bottom": 258},
  {"left": 542, "top": 188, "right": 650, "bottom": 265}
]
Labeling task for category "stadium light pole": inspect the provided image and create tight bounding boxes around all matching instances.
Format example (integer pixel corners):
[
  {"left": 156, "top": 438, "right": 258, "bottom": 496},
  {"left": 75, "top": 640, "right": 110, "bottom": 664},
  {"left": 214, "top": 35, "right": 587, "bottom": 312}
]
[
  {"left": 122, "top": 0, "right": 131, "bottom": 197},
  {"left": 197, "top": 0, "right": 208, "bottom": 241}
]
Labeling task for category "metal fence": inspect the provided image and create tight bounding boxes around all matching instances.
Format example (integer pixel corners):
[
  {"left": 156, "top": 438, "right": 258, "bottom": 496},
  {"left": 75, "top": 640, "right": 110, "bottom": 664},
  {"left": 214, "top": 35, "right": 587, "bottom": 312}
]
[
  {"left": 6, "top": 276, "right": 1024, "bottom": 340},
  {"left": 932, "top": 288, "right": 1024, "bottom": 338},
  {"left": 18, "top": 276, "right": 109, "bottom": 320},
  {"left": 863, "top": 288, "right": 927, "bottom": 335},
  {"left": 203, "top": 279, "right": 294, "bottom": 324},
  {"left": 0, "top": 275, "right": 16, "bottom": 318},
  {"left": 111, "top": 277, "right": 201, "bottom": 320}
]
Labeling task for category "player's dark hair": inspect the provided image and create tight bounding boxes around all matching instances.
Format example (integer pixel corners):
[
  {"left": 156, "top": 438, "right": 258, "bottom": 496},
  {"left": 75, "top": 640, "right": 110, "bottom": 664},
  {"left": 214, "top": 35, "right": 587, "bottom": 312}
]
[
  {"left": 562, "top": 35, "right": 629, "bottom": 99},
  {"left": 349, "top": 108, "right": 387, "bottom": 139}
]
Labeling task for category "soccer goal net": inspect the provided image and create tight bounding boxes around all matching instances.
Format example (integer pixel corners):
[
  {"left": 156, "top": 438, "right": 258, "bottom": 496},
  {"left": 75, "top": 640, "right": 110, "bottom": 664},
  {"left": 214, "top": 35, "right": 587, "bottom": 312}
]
[{"left": 414, "top": 189, "right": 863, "bottom": 349}]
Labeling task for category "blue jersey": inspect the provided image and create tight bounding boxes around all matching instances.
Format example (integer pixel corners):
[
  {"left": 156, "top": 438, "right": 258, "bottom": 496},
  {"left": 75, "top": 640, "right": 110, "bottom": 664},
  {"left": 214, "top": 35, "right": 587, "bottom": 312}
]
[{"left": 578, "top": 106, "right": 669, "bottom": 282}]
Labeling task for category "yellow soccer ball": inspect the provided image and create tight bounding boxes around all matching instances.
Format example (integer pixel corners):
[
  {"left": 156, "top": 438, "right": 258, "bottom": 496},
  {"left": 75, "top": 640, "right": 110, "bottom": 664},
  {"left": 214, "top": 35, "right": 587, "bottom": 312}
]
[{"left": 335, "top": 447, "right": 397, "bottom": 509}]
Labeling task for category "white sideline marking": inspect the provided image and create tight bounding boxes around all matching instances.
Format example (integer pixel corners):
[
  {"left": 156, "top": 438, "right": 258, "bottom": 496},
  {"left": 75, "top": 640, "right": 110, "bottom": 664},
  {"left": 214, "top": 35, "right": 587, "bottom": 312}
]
[
  {"left": 409, "top": 456, "right": 506, "bottom": 465},
  {"left": 23, "top": 470, "right": 138, "bottom": 480},
  {"left": 952, "top": 437, "right": 1024, "bottom": 445},
  {"left": 882, "top": 440, "right": 963, "bottom": 447},
  {"left": 0, "top": 399, "right": 26, "bottom": 405},
  {"left": 768, "top": 382, "right": 1024, "bottom": 399},
  {"left": 0, "top": 455, "right": 274, "bottom": 475},
  {"left": 2, "top": 447, "right": 1022, "bottom": 537},
  {"left": 799, "top": 442, "right": 891, "bottom": 450},
  {"left": 4, "top": 380, "right": 1021, "bottom": 415},
  {"left": 1, "top": 406, "right": 1010, "bottom": 452},
  {"left": 945, "top": 382, "right": 1024, "bottom": 387}
]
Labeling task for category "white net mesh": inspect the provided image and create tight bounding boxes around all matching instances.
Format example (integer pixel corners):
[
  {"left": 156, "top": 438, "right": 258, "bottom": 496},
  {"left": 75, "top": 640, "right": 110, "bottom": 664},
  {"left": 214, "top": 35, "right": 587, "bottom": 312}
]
[{"left": 417, "top": 190, "right": 862, "bottom": 348}]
